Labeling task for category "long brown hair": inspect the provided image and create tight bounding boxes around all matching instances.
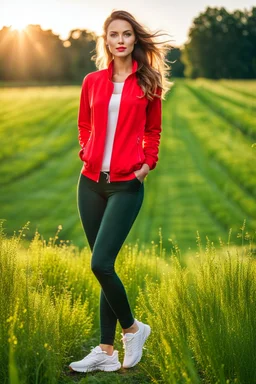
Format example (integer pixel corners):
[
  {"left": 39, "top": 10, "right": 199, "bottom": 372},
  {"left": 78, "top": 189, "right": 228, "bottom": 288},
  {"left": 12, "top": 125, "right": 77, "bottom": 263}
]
[{"left": 92, "top": 9, "right": 174, "bottom": 100}]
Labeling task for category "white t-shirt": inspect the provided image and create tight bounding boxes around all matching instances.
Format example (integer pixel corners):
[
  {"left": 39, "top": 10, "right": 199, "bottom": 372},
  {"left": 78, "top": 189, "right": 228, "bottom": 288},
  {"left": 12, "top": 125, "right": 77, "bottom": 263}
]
[{"left": 101, "top": 81, "right": 124, "bottom": 172}]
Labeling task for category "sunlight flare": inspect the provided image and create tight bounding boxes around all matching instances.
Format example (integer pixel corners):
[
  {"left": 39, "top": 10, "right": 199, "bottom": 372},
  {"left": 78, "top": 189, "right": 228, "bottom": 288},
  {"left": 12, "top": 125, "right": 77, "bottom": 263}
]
[{"left": 10, "top": 22, "right": 28, "bottom": 33}]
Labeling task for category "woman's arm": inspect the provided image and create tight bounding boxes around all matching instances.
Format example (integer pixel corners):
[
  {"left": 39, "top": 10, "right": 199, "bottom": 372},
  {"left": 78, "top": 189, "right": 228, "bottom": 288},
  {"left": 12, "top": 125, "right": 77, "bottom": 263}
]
[
  {"left": 143, "top": 87, "right": 162, "bottom": 170},
  {"left": 78, "top": 75, "right": 92, "bottom": 159},
  {"left": 134, "top": 87, "right": 162, "bottom": 181}
]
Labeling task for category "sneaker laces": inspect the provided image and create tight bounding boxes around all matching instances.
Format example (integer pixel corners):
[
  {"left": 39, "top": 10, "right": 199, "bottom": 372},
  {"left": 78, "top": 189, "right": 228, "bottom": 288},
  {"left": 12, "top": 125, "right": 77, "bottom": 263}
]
[
  {"left": 120, "top": 333, "right": 134, "bottom": 356},
  {"left": 82, "top": 346, "right": 106, "bottom": 360},
  {"left": 120, "top": 332, "right": 148, "bottom": 353}
]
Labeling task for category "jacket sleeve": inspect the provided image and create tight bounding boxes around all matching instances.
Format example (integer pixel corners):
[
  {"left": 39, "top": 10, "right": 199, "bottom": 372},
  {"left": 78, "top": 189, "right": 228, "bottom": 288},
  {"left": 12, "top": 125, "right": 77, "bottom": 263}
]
[
  {"left": 78, "top": 75, "right": 92, "bottom": 160},
  {"left": 142, "top": 86, "right": 162, "bottom": 170}
]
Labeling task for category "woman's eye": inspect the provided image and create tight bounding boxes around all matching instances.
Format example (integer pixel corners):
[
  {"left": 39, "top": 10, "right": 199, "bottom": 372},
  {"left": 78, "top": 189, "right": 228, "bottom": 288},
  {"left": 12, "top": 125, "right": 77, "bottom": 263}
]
[{"left": 110, "top": 33, "right": 132, "bottom": 37}]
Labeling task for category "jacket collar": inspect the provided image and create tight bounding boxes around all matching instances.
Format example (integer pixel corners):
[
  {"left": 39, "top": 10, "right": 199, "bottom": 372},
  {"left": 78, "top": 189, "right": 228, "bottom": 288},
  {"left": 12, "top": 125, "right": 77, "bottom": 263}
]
[{"left": 107, "top": 57, "right": 138, "bottom": 80}]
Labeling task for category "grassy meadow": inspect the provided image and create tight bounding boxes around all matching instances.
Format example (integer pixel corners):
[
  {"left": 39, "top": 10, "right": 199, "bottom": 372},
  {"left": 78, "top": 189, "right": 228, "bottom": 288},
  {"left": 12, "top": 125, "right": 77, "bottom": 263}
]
[
  {"left": 0, "top": 79, "right": 255, "bottom": 253},
  {"left": 0, "top": 220, "right": 255, "bottom": 383},
  {"left": 0, "top": 79, "right": 256, "bottom": 383}
]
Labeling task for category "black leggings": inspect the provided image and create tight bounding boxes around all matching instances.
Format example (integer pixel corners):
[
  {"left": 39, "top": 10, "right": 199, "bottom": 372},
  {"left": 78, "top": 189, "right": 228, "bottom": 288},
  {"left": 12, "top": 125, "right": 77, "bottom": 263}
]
[{"left": 77, "top": 171, "right": 144, "bottom": 345}]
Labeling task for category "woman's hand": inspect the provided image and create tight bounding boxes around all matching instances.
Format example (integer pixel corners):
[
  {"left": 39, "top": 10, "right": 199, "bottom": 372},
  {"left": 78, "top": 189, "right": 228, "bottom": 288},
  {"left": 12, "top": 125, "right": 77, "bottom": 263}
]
[{"left": 134, "top": 163, "right": 150, "bottom": 183}]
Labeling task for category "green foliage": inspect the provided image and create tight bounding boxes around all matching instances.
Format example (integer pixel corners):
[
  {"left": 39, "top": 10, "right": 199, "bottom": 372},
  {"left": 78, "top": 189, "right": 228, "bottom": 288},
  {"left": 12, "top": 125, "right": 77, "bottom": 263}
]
[
  {"left": 166, "top": 48, "right": 185, "bottom": 78},
  {"left": 182, "top": 6, "right": 256, "bottom": 79},
  {"left": 0, "top": 221, "right": 94, "bottom": 384},
  {"left": 135, "top": 229, "right": 256, "bottom": 383},
  {"left": 0, "top": 26, "right": 97, "bottom": 82},
  {"left": 0, "top": 220, "right": 255, "bottom": 383}
]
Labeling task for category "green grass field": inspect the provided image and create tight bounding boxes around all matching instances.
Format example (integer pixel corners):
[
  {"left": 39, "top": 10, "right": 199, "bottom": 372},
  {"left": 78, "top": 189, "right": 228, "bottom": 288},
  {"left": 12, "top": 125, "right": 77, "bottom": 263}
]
[
  {"left": 1, "top": 220, "right": 255, "bottom": 383},
  {"left": 0, "top": 79, "right": 255, "bottom": 254},
  {"left": 0, "top": 79, "right": 256, "bottom": 383}
]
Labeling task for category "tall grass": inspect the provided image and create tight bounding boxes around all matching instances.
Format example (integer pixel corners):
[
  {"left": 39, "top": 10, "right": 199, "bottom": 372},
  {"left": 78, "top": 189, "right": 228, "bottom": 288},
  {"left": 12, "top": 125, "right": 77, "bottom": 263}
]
[
  {"left": 1, "top": 219, "right": 255, "bottom": 383},
  {"left": 136, "top": 225, "right": 256, "bottom": 383},
  {"left": 0, "top": 221, "right": 93, "bottom": 384}
]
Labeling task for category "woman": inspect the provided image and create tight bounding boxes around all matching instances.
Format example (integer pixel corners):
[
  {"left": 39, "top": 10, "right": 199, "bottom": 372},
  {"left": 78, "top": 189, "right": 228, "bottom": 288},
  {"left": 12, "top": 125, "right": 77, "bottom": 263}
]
[{"left": 69, "top": 9, "right": 173, "bottom": 373}]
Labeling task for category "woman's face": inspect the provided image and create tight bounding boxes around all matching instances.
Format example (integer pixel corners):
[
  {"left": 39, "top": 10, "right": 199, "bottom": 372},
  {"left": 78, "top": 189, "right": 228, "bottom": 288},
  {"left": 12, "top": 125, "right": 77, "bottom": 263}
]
[{"left": 106, "top": 19, "right": 137, "bottom": 58}]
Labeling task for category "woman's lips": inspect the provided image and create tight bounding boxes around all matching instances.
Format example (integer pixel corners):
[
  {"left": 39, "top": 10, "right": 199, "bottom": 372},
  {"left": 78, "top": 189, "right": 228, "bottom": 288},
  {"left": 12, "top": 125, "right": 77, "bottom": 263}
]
[{"left": 116, "top": 47, "right": 126, "bottom": 51}]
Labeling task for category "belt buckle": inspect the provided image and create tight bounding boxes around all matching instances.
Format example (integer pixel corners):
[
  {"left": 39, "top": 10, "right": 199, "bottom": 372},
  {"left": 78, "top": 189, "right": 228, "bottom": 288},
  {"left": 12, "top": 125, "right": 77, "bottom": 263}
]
[{"left": 102, "top": 171, "right": 110, "bottom": 183}]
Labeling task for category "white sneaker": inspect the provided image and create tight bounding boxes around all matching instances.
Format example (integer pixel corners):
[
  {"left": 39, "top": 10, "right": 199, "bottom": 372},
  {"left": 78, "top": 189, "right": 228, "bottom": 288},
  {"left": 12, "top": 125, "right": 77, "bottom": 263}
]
[
  {"left": 121, "top": 319, "right": 151, "bottom": 368},
  {"left": 69, "top": 345, "right": 121, "bottom": 372}
]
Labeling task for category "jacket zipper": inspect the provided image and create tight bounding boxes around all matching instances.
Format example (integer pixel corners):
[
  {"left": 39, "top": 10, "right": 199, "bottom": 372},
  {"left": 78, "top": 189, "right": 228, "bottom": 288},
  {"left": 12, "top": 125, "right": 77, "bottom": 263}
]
[
  {"left": 97, "top": 71, "right": 135, "bottom": 183},
  {"left": 96, "top": 81, "right": 115, "bottom": 183},
  {"left": 108, "top": 77, "right": 130, "bottom": 183}
]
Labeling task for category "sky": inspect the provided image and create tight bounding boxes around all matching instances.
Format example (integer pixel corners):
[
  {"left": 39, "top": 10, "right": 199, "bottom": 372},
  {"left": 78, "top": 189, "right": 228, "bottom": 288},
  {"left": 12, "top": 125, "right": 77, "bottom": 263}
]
[{"left": 1, "top": 0, "right": 254, "bottom": 47}]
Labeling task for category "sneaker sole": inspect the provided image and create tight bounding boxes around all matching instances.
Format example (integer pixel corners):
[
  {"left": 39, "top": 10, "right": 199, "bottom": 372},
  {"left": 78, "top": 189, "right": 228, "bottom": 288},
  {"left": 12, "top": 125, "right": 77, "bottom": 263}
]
[
  {"left": 123, "top": 323, "right": 151, "bottom": 368},
  {"left": 69, "top": 361, "right": 121, "bottom": 373}
]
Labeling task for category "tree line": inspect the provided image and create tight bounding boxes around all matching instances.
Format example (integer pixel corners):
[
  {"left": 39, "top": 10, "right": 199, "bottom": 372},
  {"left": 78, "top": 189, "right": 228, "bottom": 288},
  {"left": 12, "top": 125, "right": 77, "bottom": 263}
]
[
  {"left": 0, "top": 6, "right": 255, "bottom": 82},
  {"left": 183, "top": 6, "right": 256, "bottom": 78}
]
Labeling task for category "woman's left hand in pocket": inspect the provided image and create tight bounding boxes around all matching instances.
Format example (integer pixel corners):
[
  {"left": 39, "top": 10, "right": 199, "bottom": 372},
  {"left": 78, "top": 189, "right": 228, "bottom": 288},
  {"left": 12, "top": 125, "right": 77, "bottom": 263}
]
[{"left": 134, "top": 164, "right": 150, "bottom": 183}]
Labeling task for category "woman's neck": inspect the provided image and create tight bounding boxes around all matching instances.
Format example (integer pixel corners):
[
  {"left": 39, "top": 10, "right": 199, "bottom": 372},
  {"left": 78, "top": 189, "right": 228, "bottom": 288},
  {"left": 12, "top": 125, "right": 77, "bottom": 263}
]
[{"left": 112, "top": 56, "right": 133, "bottom": 78}]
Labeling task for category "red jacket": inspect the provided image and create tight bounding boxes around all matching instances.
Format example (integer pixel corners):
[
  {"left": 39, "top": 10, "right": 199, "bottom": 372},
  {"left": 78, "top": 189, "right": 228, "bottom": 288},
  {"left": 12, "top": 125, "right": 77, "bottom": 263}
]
[{"left": 78, "top": 58, "right": 162, "bottom": 182}]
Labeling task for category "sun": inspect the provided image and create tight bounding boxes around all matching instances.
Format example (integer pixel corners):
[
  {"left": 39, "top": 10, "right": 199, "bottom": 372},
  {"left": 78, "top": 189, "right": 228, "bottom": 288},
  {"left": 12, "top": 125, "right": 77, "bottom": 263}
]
[{"left": 10, "top": 20, "right": 28, "bottom": 33}]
